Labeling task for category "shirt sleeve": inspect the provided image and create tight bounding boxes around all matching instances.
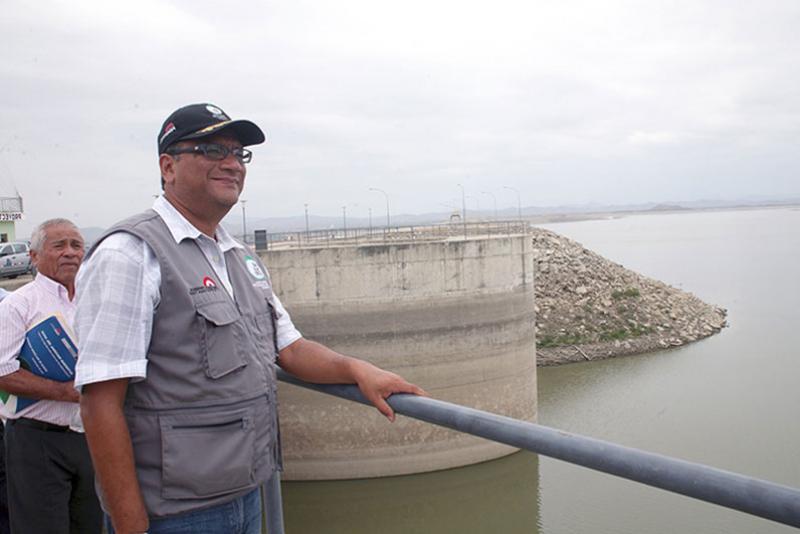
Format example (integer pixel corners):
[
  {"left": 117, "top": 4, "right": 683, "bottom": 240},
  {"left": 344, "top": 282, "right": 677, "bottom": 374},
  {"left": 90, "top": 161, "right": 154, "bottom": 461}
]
[
  {"left": 271, "top": 291, "right": 302, "bottom": 351},
  {"left": 0, "top": 296, "right": 27, "bottom": 376},
  {"left": 74, "top": 233, "right": 159, "bottom": 389}
]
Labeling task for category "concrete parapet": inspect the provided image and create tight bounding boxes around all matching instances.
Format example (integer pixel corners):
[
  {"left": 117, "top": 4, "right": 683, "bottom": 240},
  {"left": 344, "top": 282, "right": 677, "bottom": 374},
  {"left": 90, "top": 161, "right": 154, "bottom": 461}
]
[{"left": 262, "top": 233, "right": 537, "bottom": 479}]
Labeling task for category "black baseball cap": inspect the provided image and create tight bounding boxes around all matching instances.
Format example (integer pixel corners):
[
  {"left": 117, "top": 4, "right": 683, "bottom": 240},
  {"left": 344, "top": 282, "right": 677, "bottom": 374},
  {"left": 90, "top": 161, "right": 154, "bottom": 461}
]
[{"left": 157, "top": 103, "right": 266, "bottom": 154}]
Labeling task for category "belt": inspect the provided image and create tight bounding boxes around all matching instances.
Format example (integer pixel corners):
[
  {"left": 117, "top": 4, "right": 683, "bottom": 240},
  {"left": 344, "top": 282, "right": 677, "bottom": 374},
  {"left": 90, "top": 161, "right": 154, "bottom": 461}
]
[{"left": 10, "top": 417, "right": 75, "bottom": 433}]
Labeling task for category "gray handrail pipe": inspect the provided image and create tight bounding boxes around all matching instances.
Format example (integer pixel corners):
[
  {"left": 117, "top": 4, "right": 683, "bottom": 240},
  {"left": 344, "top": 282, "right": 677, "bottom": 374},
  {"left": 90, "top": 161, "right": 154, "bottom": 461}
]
[{"left": 277, "top": 370, "right": 800, "bottom": 529}]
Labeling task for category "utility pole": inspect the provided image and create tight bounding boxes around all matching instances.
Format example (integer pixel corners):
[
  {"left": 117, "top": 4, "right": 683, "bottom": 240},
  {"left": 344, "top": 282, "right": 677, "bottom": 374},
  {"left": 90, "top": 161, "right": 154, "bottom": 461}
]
[
  {"left": 368, "top": 187, "right": 390, "bottom": 228},
  {"left": 457, "top": 183, "right": 467, "bottom": 239},
  {"left": 304, "top": 203, "right": 310, "bottom": 240}
]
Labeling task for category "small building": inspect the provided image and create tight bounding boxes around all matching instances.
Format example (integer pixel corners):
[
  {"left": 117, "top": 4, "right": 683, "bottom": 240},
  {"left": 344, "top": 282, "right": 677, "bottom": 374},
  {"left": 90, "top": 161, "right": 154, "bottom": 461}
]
[{"left": 0, "top": 196, "right": 24, "bottom": 243}]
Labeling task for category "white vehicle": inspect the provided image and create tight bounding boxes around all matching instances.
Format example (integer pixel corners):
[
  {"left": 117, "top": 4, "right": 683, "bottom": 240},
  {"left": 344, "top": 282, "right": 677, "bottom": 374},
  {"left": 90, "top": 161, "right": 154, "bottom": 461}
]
[{"left": 0, "top": 242, "right": 33, "bottom": 279}]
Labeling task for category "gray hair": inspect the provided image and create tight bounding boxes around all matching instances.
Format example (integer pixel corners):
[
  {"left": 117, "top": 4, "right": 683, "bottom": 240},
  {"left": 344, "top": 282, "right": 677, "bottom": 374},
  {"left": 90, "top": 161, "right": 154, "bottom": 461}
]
[{"left": 29, "top": 218, "right": 81, "bottom": 252}]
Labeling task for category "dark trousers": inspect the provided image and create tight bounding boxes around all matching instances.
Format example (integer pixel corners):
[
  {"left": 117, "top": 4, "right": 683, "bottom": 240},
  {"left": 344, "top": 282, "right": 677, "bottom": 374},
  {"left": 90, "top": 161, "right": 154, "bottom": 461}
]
[
  {"left": 5, "top": 419, "right": 102, "bottom": 534},
  {"left": 0, "top": 423, "right": 9, "bottom": 534}
]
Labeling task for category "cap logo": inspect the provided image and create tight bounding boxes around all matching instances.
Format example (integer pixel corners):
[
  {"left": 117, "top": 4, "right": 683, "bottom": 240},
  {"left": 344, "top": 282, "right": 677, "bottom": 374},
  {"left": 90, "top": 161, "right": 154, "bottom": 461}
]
[
  {"left": 159, "top": 122, "right": 176, "bottom": 144},
  {"left": 196, "top": 120, "right": 232, "bottom": 135},
  {"left": 206, "top": 105, "right": 228, "bottom": 121}
]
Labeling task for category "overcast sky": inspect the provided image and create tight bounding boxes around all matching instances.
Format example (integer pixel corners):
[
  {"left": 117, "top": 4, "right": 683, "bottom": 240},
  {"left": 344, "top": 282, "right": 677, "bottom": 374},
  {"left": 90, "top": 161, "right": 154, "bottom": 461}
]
[{"left": 2, "top": 0, "right": 799, "bottom": 235}]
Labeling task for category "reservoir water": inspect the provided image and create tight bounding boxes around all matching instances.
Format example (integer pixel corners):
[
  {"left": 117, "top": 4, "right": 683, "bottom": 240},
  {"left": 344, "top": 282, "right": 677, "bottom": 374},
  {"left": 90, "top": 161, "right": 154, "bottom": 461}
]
[{"left": 282, "top": 207, "right": 800, "bottom": 533}]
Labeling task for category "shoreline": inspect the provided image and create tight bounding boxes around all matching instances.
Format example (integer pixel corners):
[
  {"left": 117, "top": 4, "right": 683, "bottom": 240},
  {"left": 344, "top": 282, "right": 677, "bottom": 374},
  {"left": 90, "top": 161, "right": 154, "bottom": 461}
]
[
  {"left": 530, "top": 225, "right": 728, "bottom": 368},
  {"left": 526, "top": 202, "right": 800, "bottom": 226},
  {"left": 536, "top": 328, "right": 723, "bottom": 366}
]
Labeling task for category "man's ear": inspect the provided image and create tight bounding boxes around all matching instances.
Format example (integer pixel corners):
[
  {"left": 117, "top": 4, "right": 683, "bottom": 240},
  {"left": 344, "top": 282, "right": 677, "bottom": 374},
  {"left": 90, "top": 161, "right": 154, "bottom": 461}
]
[
  {"left": 159, "top": 153, "right": 176, "bottom": 187},
  {"left": 29, "top": 249, "right": 40, "bottom": 268}
]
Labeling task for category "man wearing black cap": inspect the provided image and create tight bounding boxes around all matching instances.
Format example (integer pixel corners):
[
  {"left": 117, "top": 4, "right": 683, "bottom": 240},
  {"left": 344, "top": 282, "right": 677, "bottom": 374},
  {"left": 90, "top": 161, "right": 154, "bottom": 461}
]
[{"left": 73, "top": 103, "right": 424, "bottom": 534}]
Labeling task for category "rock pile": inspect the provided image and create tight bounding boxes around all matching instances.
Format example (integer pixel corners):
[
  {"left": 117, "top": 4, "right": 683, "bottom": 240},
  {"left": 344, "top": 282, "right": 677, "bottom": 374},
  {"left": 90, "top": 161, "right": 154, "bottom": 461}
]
[{"left": 531, "top": 228, "right": 727, "bottom": 366}]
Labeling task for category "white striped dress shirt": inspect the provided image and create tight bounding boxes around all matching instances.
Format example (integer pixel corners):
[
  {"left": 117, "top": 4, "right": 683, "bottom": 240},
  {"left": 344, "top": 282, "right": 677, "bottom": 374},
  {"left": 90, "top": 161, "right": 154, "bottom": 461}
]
[
  {"left": 74, "top": 196, "right": 302, "bottom": 390},
  {"left": 0, "top": 274, "right": 80, "bottom": 426}
]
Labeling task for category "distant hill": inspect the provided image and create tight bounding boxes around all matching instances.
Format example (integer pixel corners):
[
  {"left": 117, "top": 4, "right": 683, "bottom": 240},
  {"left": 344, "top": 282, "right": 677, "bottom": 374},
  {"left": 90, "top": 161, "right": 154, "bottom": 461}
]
[
  {"left": 648, "top": 204, "right": 688, "bottom": 212},
  {"left": 222, "top": 197, "right": 800, "bottom": 235},
  {"left": 79, "top": 197, "right": 800, "bottom": 239}
]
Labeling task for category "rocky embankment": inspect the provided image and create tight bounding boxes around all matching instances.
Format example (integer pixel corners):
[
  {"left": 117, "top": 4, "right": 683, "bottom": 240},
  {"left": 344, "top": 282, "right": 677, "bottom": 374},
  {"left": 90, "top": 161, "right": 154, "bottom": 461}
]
[{"left": 532, "top": 228, "right": 727, "bottom": 366}]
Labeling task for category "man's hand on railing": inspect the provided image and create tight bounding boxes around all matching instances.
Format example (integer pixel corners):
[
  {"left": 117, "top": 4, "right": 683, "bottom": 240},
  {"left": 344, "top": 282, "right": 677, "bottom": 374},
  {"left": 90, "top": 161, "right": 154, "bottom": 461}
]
[
  {"left": 277, "top": 338, "right": 426, "bottom": 422},
  {"left": 350, "top": 361, "right": 427, "bottom": 422}
]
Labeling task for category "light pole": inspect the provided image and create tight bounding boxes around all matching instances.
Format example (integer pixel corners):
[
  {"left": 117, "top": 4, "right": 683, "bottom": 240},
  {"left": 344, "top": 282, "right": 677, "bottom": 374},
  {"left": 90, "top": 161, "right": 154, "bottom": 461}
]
[
  {"left": 240, "top": 199, "right": 247, "bottom": 244},
  {"left": 342, "top": 205, "right": 347, "bottom": 237},
  {"left": 304, "top": 203, "right": 310, "bottom": 240},
  {"left": 368, "top": 207, "right": 373, "bottom": 235},
  {"left": 457, "top": 183, "right": 467, "bottom": 238},
  {"left": 368, "top": 187, "right": 390, "bottom": 228},
  {"left": 503, "top": 186, "right": 522, "bottom": 221},
  {"left": 482, "top": 191, "right": 498, "bottom": 220}
]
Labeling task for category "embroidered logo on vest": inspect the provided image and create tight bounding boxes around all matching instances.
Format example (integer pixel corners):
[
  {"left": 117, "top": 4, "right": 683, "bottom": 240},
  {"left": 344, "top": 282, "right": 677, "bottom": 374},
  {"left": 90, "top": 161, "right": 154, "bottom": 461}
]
[{"left": 245, "top": 256, "right": 266, "bottom": 280}]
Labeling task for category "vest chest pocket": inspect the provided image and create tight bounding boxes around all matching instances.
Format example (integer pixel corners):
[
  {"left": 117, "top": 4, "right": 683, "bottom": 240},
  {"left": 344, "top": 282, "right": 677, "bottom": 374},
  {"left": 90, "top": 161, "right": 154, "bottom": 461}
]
[
  {"left": 192, "top": 294, "right": 247, "bottom": 379},
  {"left": 159, "top": 408, "right": 256, "bottom": 499}
]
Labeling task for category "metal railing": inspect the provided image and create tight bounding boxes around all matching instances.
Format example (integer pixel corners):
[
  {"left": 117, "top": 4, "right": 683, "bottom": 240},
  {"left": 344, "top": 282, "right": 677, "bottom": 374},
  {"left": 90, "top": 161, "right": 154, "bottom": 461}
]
[
  {"left": 264, "top": 370, "right": 800, "bottom": 533},
  {"left": 254, "top": 220, "right": 530, "bottom": 251}
]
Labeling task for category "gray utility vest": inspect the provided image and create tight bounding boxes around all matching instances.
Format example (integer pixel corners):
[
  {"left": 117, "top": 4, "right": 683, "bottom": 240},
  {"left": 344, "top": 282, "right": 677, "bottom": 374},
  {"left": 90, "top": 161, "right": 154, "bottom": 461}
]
[{"left": 90, "top": 210, "right": 282, "bottom": 518}]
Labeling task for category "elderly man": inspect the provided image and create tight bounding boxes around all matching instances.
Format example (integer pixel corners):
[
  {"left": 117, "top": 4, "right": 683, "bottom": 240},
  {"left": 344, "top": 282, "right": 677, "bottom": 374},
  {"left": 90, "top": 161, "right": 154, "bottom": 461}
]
[
  {"left": 0, "top": 219, "right": 102, "bottom": 534},
  {"left": 75, "top": 103, "right": 424, "bottom": 534}
]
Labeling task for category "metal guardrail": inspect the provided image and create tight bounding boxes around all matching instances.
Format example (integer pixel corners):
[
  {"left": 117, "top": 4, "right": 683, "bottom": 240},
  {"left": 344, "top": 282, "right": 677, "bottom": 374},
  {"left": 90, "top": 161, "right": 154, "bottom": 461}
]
[
  {"left": 254, "top": 220, "right": 530, "bottom": 251},
  {"left": 268, "top": 370, "right": 800, "bottom": 532}
]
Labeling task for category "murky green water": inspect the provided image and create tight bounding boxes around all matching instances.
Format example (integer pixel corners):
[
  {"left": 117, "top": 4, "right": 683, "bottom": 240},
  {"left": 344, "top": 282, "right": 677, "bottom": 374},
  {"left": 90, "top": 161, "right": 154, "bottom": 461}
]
[
  {"left": 283, "top": 207, "right": 800, "bottom": 533},
  {"left": 283, "top": 451, "right": 541, "bottom": 533}
]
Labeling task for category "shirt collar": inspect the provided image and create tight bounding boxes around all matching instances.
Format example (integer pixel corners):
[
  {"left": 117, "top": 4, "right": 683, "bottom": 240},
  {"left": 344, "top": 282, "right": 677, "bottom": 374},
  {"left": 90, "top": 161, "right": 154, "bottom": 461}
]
[
  {"left": 34, "top": 272, "right": 72, "bottom": 300},
  {"left": 152, "top": 195, "right": 244, "bottom": 253}
]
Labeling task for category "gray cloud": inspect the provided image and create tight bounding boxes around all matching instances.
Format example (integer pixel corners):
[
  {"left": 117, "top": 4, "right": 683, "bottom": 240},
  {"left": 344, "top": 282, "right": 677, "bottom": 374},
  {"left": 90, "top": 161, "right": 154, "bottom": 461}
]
[{"left": 2, "top": 0, "right": 799, "bottom": 236}]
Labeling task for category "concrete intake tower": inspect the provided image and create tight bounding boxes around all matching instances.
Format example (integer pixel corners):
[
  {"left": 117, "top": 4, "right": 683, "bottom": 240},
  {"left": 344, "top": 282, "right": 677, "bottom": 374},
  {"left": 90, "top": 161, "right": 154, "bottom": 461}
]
[{"left": 260, "top": 223, "right": 537, "bottom": 479}]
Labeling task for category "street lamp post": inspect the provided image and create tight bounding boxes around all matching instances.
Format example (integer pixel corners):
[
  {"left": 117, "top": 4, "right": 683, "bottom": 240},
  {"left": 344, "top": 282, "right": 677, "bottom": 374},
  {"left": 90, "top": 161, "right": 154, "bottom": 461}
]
[
  {"left": 503, "top": 186, "right": 522, "bottom": 221},
  {"left": 457, "top": 183, "right": 467, "bottom": 239},
  {"left": 342, "top": 205, "right": 347, "bottom": 237},
  {"left": 368, "top": 207, "right": 373, "bottom": 235},
  {"left": 368, "top": 187, "right": 390, "bottom": 228},
  {"left": 304, "top": 203, "right": 310, "bottom": 241},
  {"left": 482, "top": 191, "right": 498, "bottom": 220},
  {"left": 240, "top": 199, "right": 247, "bottom": 244}
]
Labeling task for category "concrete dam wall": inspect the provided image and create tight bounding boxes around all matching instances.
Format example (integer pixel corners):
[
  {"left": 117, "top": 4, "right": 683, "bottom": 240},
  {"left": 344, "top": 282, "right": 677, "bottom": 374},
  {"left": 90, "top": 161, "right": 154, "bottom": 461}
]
[{"left": 261, "top": 232, "right": 537, "bottom": 480}]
